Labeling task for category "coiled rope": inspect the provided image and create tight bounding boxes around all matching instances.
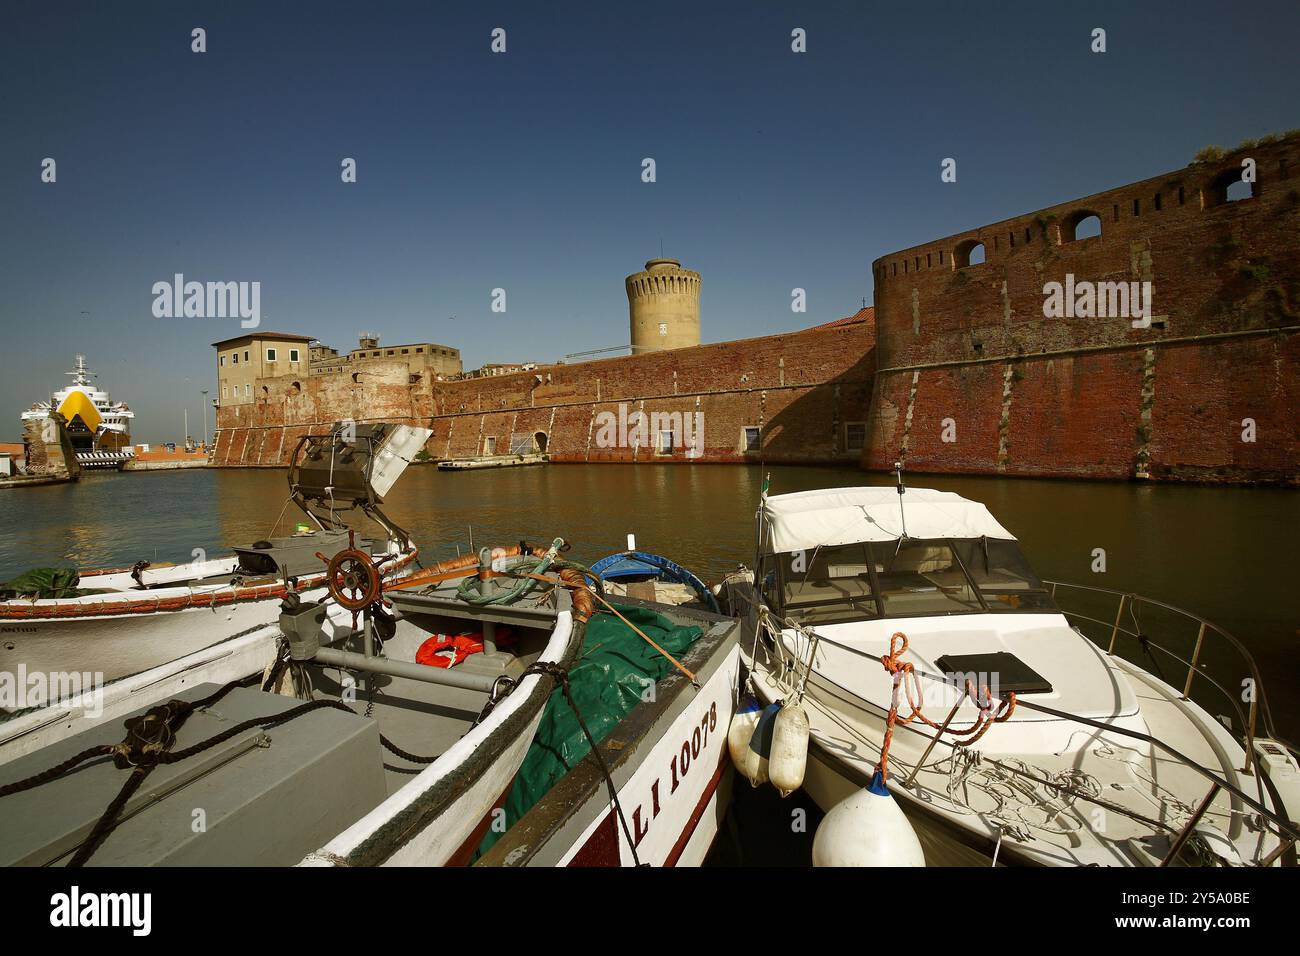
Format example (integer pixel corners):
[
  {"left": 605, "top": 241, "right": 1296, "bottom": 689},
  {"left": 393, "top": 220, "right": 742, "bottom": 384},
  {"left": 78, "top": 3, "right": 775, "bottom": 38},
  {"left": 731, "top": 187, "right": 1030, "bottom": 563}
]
[{"left": 875, "top": 631, "right": 1017, "bottom": 782}]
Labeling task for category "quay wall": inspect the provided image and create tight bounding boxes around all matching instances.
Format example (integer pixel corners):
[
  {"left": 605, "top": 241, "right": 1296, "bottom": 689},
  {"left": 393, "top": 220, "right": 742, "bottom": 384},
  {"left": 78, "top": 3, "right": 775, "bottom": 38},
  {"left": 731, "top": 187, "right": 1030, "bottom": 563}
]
[
  {"left": 865, "top": 134, "right": 1300, "bottom": 484},
  {"left": 212, "top": 322, "right": 874, "bottom": 467}
]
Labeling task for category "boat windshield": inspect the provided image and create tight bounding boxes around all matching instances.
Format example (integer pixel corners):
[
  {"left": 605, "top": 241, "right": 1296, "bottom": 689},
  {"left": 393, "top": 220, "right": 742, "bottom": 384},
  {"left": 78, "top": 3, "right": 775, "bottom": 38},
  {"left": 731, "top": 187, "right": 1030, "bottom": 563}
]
[{"left": 761, "top": 537, "right": 1057, "bottom": 625}]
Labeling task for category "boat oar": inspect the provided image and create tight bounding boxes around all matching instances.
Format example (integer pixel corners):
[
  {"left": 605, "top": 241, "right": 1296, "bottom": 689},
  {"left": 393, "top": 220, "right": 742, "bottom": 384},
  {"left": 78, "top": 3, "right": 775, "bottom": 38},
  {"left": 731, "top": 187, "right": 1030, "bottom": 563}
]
[{"left": 591, "top": 590, "right": 700, "bottom": 688}]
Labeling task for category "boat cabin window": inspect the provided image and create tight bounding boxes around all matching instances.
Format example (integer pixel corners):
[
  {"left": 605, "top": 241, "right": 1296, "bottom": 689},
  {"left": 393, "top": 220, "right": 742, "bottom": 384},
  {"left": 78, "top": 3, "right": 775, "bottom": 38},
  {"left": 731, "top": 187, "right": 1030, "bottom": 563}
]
[
  {"left": 952, "top": 539, "right": 1056, "bottom": 612},
  {"left": 873, "top": 539, "right": 983, "bottom": 615},
  {"left": 774, "top": 543, "right": 880, "bottom": 626},
  {"left": 765, "top": 537, "right": 1057, "bottom": 623}
]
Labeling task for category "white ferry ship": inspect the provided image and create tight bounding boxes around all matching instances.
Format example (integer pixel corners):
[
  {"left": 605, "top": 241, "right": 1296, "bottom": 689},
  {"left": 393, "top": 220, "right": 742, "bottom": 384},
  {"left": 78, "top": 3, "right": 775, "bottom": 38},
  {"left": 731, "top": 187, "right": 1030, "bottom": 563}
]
[{"left": 21, "top": 355, "right": 135, "bottom": 469}]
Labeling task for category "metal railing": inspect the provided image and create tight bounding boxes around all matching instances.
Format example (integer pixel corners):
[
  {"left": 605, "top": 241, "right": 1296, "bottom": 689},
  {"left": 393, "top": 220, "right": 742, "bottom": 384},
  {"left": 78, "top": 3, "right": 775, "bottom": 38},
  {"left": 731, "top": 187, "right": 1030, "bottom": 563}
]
[
  {"left": 754, "top": 588, "right": 1300, "bottom": 866},
  {"left": 1043, "top": 580, "right": 1297, "bottom": 779}
]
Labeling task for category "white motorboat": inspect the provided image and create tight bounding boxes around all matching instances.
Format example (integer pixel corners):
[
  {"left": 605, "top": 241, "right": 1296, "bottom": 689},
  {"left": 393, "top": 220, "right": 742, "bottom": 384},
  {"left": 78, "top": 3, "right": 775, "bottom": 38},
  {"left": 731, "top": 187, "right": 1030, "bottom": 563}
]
[
  {"left": 725, "top": 478, "right": 1300, "bottom": 867},
  {"left": 0, "top": 423, "right": 427, "bottom": 688}
]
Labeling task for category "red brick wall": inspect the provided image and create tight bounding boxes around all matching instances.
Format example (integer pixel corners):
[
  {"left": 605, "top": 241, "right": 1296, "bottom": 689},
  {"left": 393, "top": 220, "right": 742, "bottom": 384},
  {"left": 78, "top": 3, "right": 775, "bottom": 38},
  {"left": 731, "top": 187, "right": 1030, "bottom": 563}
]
[
  {"left": 865, "top": 133, "right": 1300, "bottom": 485},
  {"left": 214, "top": 323, "right": 874, "bottom": 467}
]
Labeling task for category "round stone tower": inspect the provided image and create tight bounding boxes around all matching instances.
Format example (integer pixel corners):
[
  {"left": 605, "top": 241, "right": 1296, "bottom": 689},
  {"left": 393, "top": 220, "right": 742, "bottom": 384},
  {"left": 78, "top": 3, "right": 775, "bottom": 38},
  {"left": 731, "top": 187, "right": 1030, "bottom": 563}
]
[{"left": 625, "top": 257, "right": 701, "bottom": 353}]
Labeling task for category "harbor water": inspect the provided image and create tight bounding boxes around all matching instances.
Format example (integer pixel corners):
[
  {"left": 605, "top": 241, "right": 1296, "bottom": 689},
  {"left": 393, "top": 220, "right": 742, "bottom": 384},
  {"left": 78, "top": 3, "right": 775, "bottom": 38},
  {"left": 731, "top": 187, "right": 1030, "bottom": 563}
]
[{"left": 1, "top": 463, "right": 1296, "bottom": 726}]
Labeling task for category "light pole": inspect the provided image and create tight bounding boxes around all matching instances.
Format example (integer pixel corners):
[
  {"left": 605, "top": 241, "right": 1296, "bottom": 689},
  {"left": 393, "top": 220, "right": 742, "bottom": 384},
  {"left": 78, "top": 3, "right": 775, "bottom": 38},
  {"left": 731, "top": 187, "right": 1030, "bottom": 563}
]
[{"left": 201, "top": 390, "right": 209, "bottom": 448}]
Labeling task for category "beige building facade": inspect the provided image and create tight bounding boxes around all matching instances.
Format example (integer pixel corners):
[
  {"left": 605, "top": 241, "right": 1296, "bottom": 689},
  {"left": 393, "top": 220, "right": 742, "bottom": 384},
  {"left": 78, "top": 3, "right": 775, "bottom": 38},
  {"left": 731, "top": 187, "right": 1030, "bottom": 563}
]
[{"left": 214, "top": 332, "right": 312, "bottom": 407}]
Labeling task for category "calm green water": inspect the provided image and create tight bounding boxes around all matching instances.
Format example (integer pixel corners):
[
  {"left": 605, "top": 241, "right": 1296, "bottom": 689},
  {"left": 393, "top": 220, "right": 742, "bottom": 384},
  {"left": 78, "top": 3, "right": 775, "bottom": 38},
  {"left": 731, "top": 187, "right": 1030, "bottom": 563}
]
[{"left": 1, "top": 464, "right": 1297, "bottom": 731}]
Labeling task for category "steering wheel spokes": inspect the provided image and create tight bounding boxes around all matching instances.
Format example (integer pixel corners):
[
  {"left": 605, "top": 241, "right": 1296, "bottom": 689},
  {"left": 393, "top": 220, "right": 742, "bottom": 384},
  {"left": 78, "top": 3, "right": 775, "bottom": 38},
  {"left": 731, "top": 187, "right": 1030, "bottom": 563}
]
[{"left": 317, "top": 530, "right": 384, "bottom": 629}]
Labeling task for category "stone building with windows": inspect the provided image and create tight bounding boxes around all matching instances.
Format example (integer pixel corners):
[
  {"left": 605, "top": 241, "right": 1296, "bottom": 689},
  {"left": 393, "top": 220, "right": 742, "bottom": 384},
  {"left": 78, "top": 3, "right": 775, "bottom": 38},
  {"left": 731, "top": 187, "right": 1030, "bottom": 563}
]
[
  {"left": 348, "top": 334, "right": 462, "bottom": 379},
  {"left": 213, "top": 332, "right": 312, "bottom": 407}
]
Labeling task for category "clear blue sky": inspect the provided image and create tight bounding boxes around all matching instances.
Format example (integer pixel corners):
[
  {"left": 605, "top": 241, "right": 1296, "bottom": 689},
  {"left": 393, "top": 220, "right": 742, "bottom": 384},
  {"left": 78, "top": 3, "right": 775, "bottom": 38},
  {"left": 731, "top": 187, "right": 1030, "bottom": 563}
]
[{"left": 2, "top": 0, "right": 1296, "bottom": 442}]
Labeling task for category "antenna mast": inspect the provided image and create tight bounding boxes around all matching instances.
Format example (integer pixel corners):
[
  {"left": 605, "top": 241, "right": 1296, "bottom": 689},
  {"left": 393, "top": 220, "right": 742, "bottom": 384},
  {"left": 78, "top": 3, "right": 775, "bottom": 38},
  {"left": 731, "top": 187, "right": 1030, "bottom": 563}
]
[{"left": 894, "top": 460, "right": 908, "bottom": 539}]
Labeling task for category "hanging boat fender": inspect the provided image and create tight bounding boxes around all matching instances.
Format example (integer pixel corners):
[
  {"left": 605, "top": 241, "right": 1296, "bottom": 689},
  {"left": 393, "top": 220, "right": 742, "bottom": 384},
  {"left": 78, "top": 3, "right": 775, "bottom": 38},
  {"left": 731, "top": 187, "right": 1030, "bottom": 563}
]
[
  {"left": 743, "top": 702, "right": 781, "bottom": 788},
  {"left": 728, "top": 695, "right": 766, "bottom": 786},
  {"left": 811, "top": 771, "right": 926, "bottom": 867},
  {"left": 768, "top": 700, "right": 810, "bottom": 797}
]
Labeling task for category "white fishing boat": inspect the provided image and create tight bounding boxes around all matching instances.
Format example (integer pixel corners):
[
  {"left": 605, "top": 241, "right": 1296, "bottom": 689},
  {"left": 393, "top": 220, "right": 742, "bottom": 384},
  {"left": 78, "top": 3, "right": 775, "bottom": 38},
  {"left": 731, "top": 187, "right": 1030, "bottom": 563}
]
[
  {"left": 723, "top": 474, "right": 1300, "bottom": 867},
  {"left": 0, "top": 423, "right": 427, "bottom": 685},
  {"left": 0, "top": 530, "right": 741, "bottom": 867}
]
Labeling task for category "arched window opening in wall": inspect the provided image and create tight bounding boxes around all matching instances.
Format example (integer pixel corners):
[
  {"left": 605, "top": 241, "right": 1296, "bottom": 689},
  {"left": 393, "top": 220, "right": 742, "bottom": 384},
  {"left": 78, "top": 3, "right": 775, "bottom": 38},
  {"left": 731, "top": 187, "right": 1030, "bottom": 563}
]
[
  {"left": 953, "top": 239, "right": 985, "bottom": 268},
  {"left": 1225, "top": 179, "right": 1253, "bottom": 202},
  {"left": 1064, "top": 211, "right": 1102, "bottom": 242},
  {"left": 1204, "top": 168, "right": 1256, "bottom": 207}
]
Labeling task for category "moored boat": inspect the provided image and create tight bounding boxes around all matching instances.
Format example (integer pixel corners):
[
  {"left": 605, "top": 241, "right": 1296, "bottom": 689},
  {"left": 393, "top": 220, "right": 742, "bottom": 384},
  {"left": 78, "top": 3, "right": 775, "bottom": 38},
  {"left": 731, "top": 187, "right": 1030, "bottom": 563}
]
[
  {"left": 591, "top": 541, "right": 721, "bottom": 612},
  {"left": 20, "top": 355, "right": 135, "bottom": 470},
  {"left": 0, "top": 423, "right": 427, "bottom": 687},
  {"left": 724, "top": 478, "right": 1300, "bottom": 867},
  {"left": 0, "top": 534, "right": 742, "bottom": 867}
]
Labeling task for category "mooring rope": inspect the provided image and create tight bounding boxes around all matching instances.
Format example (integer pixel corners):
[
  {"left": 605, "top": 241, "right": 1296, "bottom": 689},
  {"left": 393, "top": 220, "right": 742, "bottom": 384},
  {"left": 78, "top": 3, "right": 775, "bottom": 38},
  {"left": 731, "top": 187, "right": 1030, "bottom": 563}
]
[{"left": 519, "top": 659, "right": 646, "bottom": 867}]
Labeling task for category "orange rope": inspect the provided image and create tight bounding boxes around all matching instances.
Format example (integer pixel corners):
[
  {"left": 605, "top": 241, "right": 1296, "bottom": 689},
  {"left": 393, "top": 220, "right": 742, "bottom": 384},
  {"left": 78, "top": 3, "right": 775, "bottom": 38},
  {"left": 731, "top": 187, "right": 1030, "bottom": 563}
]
[{"left": 875, "top": 632, "right": 1016, "bottom": 781}]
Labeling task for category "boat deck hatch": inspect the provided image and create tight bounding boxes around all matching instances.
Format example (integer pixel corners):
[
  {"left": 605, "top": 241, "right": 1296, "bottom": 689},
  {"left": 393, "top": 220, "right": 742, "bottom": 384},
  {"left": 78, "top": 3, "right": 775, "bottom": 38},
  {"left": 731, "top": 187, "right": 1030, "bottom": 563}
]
[{"left": 932, "top": 652, "right": 1054, "bottom": 695}]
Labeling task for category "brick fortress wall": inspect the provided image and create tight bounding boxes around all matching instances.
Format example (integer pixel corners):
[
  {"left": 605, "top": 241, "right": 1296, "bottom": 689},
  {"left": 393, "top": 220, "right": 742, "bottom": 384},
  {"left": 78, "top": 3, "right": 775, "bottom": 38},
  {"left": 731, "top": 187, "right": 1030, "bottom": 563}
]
[
  {"left": 864, "top": 135, "right": 1300, "bottom": 484},
  {"left": 212, "top": 322, "right": 874, "bottom": 467}
]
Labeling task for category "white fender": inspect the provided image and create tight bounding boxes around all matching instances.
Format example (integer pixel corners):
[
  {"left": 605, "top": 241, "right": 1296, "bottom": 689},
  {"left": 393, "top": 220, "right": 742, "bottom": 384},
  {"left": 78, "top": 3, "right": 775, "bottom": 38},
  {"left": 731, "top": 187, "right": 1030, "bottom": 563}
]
[
  {"left": 728, "top": 695, "right": 765, "bottom": 786},
  {"left": 768, "top": 701, "right": 809, "bottom": 797},
  {"left": 812, "top": 773, "right": 926, "bottom": 867}
]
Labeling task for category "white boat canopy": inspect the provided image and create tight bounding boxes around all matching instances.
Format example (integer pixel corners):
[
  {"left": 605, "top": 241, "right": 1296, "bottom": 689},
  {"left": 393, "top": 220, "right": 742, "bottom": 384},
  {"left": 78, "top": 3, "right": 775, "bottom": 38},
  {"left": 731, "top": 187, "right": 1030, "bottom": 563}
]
[{"left": 760, "top": 487, "right": 1017, "bottom": 554}]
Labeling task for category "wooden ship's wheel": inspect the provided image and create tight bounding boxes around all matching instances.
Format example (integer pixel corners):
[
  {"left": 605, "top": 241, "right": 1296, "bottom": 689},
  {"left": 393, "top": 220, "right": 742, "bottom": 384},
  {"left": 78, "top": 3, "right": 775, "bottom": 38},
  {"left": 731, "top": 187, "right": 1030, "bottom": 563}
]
[{"left": 317, "top": 530, "right": 383, "bottom": 628}]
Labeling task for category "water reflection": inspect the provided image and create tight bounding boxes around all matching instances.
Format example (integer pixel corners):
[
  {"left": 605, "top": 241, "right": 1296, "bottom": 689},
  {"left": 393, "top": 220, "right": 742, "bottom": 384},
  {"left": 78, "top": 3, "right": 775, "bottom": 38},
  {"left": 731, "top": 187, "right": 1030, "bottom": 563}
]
[{"left": 1, "top": 463, "right": 1295, "bottom": 727}]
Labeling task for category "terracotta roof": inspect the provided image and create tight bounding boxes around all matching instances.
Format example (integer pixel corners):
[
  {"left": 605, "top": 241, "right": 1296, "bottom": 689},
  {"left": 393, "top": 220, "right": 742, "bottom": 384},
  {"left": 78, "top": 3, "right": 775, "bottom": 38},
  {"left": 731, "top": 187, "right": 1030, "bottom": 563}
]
[
  {"left": 211, "top": 331, "right": 313, "bottom": 347},
  {"left": 809, "top": 306, "right": 874, "bottom": 330}
]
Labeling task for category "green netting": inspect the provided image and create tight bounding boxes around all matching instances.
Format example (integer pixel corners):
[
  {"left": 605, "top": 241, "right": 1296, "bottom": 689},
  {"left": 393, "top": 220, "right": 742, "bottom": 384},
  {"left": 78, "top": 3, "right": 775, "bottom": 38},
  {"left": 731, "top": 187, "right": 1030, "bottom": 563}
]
[{"left": 475, "top": 603, "right": 703, "bottom": 858}]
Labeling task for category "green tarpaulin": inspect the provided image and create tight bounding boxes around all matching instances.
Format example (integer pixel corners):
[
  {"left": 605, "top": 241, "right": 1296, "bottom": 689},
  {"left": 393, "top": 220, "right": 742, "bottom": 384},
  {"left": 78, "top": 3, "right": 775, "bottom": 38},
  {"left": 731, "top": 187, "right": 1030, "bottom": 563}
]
[
  {"left": 476, "top": 603, "right": 703, "bottom": 858},
  {"left": 0, "top": 567, "right": 101, "bottom": 600}
]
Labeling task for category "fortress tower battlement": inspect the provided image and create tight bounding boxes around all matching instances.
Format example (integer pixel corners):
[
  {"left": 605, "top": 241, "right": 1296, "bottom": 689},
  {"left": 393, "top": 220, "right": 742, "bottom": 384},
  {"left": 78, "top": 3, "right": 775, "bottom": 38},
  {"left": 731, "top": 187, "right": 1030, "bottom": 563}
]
[{"left": 626, "top": 257, "right": 702, "bottom": 354}]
